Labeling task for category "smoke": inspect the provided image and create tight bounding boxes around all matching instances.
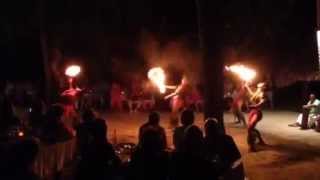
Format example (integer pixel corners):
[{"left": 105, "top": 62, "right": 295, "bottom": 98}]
[{"left": 138, "top": 31, "right": 202, "bottom": 85}]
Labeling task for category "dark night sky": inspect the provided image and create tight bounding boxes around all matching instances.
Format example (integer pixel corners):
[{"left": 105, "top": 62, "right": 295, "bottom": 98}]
[{"left": 0, "top": 0, "right": 317, "bottom": 85}]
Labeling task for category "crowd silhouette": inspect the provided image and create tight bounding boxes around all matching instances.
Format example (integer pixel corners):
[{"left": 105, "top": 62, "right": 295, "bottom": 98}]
[{"left": 0, "top": 85, "right": 244, "bottom": 180}]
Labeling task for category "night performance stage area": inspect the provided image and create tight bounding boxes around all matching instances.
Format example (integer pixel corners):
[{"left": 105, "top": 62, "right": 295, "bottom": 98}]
[{"left": 101, "top": 110, "right": 320, "bottom": 180}]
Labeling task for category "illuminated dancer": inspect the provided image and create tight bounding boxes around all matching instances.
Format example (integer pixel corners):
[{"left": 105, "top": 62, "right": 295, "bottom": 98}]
[
  {"left": 231, "top": 83, "right": 247, "bottom": 126},
  {"left": 245, "top": 82, "right": 266, "bottom": 152},
  {"left": 165, "top": 77, "right": 190, "bottom": 127}
]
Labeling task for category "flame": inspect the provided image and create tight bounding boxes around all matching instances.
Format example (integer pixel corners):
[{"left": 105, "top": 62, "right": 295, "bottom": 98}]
[
  {"left": 65, "top": 65, "right": 81, "bottom": 77},
  {"left": 148, "top": 67, "right": 166, "bottom": 93},
  {"left": 226, "top": 64, "right": 256, "bottom": 82}
]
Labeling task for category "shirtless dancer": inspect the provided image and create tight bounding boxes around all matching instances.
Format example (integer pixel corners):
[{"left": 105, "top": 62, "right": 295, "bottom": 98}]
[{"left": 165, "top": 77, "right": 190, "bottom": 128}]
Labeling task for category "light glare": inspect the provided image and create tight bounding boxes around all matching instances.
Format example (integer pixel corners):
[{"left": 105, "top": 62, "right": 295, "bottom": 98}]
[
  {"left": 65, "top": 65, "right": 81, "bottom": 77},
  {"left": 317, "top": 31, "right": 320, "bottom": 70},
  {"left": 148, "top": 67, "right": 166, "bottom": 94},
  {"left": 226, "top": 64, "right": 256, "bottom": 82}
]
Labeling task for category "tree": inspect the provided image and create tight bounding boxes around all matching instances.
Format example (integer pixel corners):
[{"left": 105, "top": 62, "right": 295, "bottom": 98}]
[
  {"left": 196, "top": 0, "right": 229, "bottom": 132},
  {"left": 38, "top": 0, "right": 52, "bottom": 103}
]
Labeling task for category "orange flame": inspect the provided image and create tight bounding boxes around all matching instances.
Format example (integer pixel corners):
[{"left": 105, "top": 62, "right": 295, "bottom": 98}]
[
  {"left": 148, "top": 67, "right": 166, "bottom": 94},
  {"left": 226, "top": 64, "right": 256, "bottom": 82}
]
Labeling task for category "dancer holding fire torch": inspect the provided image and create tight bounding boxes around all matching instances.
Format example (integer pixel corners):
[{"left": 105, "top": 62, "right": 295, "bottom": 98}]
[
  {"left": 226, "top": 64, "right": 256, "bottom": 127},
  {"left": 226, "top": 64, "right": 266, "bottom": 151},
  {"left": 245, "top": 82, "right": 267, "bottom": 152},
  {"left": 148, "top": 67, "right": 190, "bottom": 127},
  {"left": 164, "top": 76, "right": 190, "bottom": 127}
]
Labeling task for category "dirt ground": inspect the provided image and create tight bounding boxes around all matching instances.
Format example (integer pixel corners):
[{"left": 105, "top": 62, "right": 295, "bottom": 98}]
[{"left": 101, "top": 111, "right": 320, "bottom": 180}]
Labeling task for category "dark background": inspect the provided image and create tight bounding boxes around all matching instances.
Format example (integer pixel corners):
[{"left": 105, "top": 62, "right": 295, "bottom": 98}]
[{"left": 0, "top": 0, "right": 318, "bottom": 88}]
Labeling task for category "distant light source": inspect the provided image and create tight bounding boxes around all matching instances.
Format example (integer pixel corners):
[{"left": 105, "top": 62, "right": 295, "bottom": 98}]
[
  {"left": 18, "top": 131, "right": 24, "bottom": 137},
  {"left": 65, "top": 65, "right": 81, "bottom": 78},
  {"left": 317, "top": 31, "right": 320, "bottom": 70}
]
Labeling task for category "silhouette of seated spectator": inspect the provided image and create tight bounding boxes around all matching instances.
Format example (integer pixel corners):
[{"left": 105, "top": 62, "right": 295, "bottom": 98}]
[
  {"left": 170, "top": 125, "right": 214, "bottom": 180},
  {"left": 138, "top": 111, "right": 167, "bottom": 149},
  {"left": 76, "top": 109, "right": 106, "bottom": 157},
  {"left": 127, "top": 127, "right": 170, "bottom": 180},
  {"left": 173, "top": 109, "right": 194, "bottom": 152},
  {"left": 39, "top": 104, "right": 73, "bottom": 144},
  {"left": 1, "top": 139, "right": 39, "bottom": 180},
  {"left": 75, "top": 114, "right": 120, "bottom": 180},
  {"left": 204, "top": 118, "right": 245, "bottom": 180}
]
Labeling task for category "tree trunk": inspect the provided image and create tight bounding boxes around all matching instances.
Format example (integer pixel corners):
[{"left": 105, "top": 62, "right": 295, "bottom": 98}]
[
  {"left": 196, "top": 0, "right": 226, "bottom": 132},
  {"left": 39, "top": 0, "right": 51, "bottom": 104}
]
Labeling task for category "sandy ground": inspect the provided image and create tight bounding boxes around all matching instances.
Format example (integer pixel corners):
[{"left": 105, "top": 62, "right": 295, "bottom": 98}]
[{"left": 101, "top": 110, "right": 320, "bottom": 180}]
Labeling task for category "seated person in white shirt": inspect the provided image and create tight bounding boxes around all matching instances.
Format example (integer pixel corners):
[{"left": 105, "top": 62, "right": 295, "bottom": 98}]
[{"left": 289, "top": 94, "right": 320, "bottom": 128}]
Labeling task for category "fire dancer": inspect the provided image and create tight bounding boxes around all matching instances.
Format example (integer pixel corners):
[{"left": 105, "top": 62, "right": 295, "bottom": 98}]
[
  {"left": 226, "top": 64, "right": 257, "bottom": 128},
  {"left": 164, "top": 76, "right": 190, "bottom": 127},
  {"left": 231, "top": 83, "right": 247, "bottom": 126},
  {"left": 61, "top": 65, "right": 82, "bottom": 110},
  {"left": 245, "top": 82, "right": 267, "bottom": 152}
]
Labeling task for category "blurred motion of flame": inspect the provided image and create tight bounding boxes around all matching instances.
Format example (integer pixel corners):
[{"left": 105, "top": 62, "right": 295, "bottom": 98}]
[
  {"left": 226, "top": 64, "right": 256, "bottom": 82},
  {"left": 148, "top": 67, "right": 166, "bottom": 93}
]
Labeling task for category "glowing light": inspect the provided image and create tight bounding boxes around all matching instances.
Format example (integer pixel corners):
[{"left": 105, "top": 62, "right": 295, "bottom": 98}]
[
  {"left": 148, "top": 67, "right": 166, "bottom": 94},
  {"left": 65, "top": 65, "right": 81, "bottom": 77},
  {"left": 18, "top": 131, "right": 24, "bottom": 137},
  {"left": 226, "top": 64, "right": 256, "bottom": 82},
  {"left": 317, "top": 31, "right": 320, "bottom": 70}
]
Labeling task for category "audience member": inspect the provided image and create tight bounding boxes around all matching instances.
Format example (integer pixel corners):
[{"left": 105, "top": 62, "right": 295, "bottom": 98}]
[
  {"left": 40, "top": 104, "right": 73, "bottom": 144},
  {"left": 173, "top": 109, "right": 194, "bottom": 151},
  {"left": 170, "top": 125, "right": 214, "bottom": 180},
  {"left": 127, "top": 127, "right": 170, "bottom": 180},
  {"left": 75, "top": 117, "right": 120, "bottom": 180},
  {"left": 204, "top": 118, "right": 244, "bottom": 180},
  {"left": 289, "top": 93, "right": 320, "bottom": 128},
  {"left": 76, "top": 109, "right": 106, "bottom": 158},
  {"left": 138, "top": 111, "right": 167, "bottom": 149}
]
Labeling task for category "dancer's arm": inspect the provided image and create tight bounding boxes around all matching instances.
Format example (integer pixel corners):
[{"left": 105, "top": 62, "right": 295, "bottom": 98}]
[
  {"left": 249, "top": 96, "right": 265, "bottom": 108},
  {"left": 304, "top": 100, "right": 320, "bottom": 109},
  {"left": 164, "top": 92, "right": 177, "bottom": 100},
  {"left": 244, "top": 83, "right": 254, "bottom": 96},
  {"left": 165, "top": 85, "right": 177, "bottom": 90},
  {"left": 164, "top": 85, "right": 182, "bottom": 100}
]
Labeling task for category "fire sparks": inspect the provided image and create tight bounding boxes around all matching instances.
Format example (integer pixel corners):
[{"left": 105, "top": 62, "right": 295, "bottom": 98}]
[
  {"left": 148, "top": 67, "right": 166, "bottom": 93},
  {"left": 226, "top": 64, "right": 256, "bottom": 82},
  {"left": 65, "top": 65, "right": 81, "bottom": 77}
]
